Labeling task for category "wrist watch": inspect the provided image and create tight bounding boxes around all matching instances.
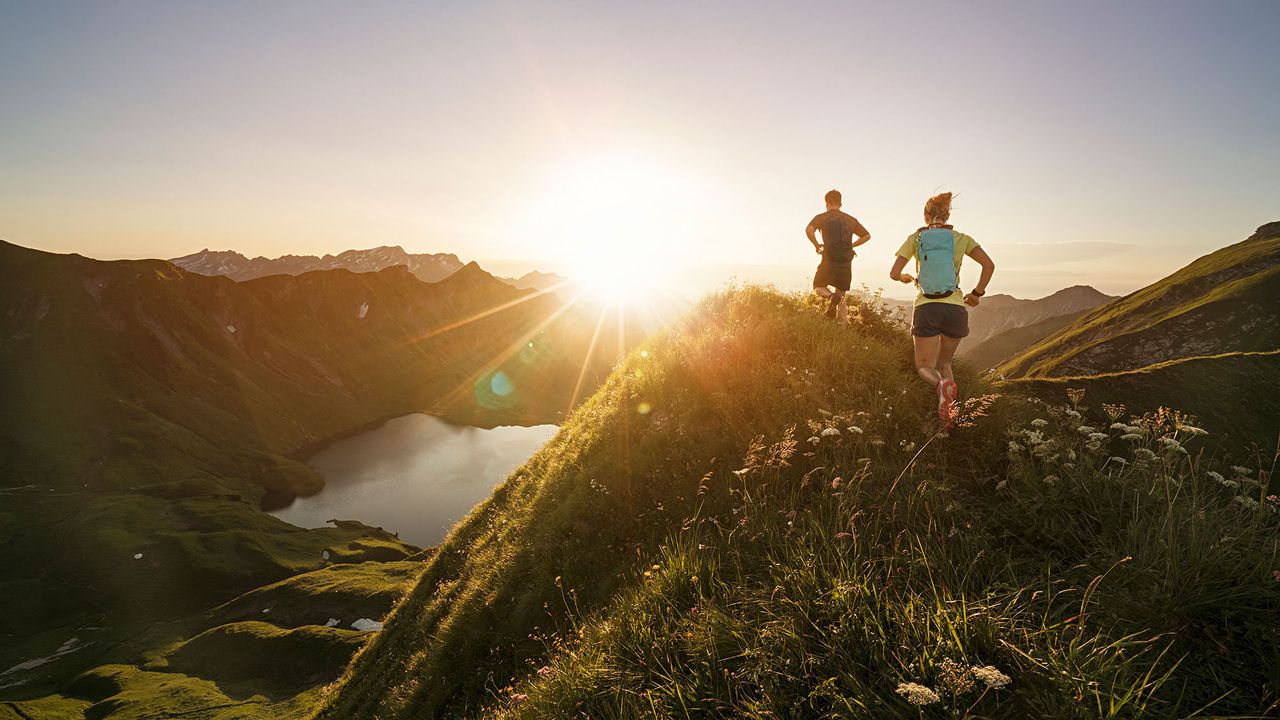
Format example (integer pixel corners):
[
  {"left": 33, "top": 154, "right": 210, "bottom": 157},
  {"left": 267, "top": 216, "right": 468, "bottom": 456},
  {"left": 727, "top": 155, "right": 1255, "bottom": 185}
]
[{"left": 971, "top": 288, "right": 985, "bottom": 297}]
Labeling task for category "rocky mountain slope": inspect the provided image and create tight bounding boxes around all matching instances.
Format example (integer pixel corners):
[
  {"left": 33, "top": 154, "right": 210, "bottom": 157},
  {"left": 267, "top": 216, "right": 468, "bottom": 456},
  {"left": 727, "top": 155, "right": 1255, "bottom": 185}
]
[
  {"left": 170, "top": 245, "right": 464, "bottom": 283},
  {"left": 960, "top": 285, "right": 1116, "bottom": 349},
  {"left": 996, "top": 222, "right": 1280, "bottom": 378},
  {"left": 0, "top": 239, "right": 625, "bottom": 717},
  {"left": 961, "top": 308, "right": 1094, "bottom": 371},
  {"left": 310, "top": 289, "right": 1278, "bottom": 719}
]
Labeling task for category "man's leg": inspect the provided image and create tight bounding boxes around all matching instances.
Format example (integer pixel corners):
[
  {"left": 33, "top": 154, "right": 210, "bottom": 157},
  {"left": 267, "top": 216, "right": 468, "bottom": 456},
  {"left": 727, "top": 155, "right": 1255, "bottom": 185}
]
[
  {"left": 813, "top": 285, "right": 833, "bottom": 299},
  {"left": 913, "top": 335, "right": 943, "bottom": 386}
]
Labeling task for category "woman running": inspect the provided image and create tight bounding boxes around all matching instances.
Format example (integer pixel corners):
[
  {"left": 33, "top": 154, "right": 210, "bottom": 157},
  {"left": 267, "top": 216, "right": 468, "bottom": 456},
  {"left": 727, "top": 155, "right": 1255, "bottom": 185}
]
[{"left": 888, "top": 192, "right": 995, "bottom": 426}]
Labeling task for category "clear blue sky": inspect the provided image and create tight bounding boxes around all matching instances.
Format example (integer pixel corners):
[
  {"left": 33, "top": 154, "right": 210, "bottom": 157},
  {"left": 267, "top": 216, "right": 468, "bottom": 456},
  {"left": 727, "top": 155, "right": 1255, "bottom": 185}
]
[{"left": 1, "top": 0, "right": 1277, "bottom": 298}]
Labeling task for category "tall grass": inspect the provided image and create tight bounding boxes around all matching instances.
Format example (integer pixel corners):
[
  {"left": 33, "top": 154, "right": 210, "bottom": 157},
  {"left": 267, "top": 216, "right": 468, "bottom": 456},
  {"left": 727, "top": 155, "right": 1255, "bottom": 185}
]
[{"left": 316, "top": 287, "right": 1279, "bottom": 719}]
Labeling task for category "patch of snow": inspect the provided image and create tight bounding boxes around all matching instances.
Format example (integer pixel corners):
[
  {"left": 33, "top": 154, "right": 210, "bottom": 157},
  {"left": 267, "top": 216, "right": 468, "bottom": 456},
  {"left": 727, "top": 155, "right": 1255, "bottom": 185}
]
[
  {"left": 226, "top": 325, "right": 236, "bottom": 334},
  {"left": 351, "top": 618, "right": 383, "bottom": 632},
  {"left": 358, "top": 302, "right": 369, "bottom": 319},
  {"left": 133, "top": 553, "right": 143, "bottom": 560},
  {"left": 324, "top": 618, "right": 340, "bottom": 627}
]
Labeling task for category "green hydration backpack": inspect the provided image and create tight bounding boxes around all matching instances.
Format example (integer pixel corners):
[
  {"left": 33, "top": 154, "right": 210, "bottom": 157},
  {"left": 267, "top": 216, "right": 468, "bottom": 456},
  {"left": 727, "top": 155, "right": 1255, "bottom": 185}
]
[{"left": 918, "top": 228, "right": 959, "bottom": 299}]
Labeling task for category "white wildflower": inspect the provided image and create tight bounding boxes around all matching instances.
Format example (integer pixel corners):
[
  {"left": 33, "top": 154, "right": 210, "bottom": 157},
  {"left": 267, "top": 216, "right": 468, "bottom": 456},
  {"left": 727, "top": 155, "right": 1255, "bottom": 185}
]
[
  {"left": 1178, "top": 425, "right": 1207, "bottom": 436},
  {"left": 1207, "top": 471, "right": 1225, "bottom": 484},
  {"left": 970, "top": 665, "right": 1011, "bottom": 689},
  {"left": 1109, "top": 422, "right": 1128, "bottom": 430},
  {"left": 1077, "top": 425, "right": 1096, "bottom": 434},
  {"left": 847, "top": 425, "right": 864, "bottom": 434},
  {"left": 1231, "top": 465, "right": 1252, "bottom": 477},
  {"left": 1031, "top": 418, "right": 1048, "bottom": 428},
  {"left": 995, "top": 480, "right": 1008, "bottom": 491},
  {"left": 821, "top": 427, "right": 841, "bottom": 437},
  {"left": 895, "top": 682, "right": 941, "bottom": 706},
  {"left": 1065, "top": 409, "right": 1082, "bottom": 420},
  {"left": 1007, "top": 441, "right": 1024, "bottom": 452},
  {"left": 1043, "top": 475, "right": 1058, "bottom": 486},
  {"left": 807, "top": 436, "right": 820, "bottom": 445},
  {"left": 1233, "top": 495, "right": 1260, "bottom": 511},
  {"left": 1120, "top": 433, "right": 1144, "bottom": 442},
  {"left": 1135, "top": 448, "right": 1158, "bottom": 461},
  {"left": 1085, "top": 442, "right": 1101, "bottom": 452},
  {"left": 1088, "top": 432, "right": 1108, "bottom": 442}
]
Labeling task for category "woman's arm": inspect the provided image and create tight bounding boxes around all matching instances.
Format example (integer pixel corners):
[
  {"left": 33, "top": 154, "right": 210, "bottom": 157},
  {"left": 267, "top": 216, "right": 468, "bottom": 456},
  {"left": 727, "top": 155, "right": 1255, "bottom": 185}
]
[
  {"left": 964, "top": 246, "right": 996, "bottom": 306},
  {"left": 889, "top": 255, "right": 914, "bottom": 284}
]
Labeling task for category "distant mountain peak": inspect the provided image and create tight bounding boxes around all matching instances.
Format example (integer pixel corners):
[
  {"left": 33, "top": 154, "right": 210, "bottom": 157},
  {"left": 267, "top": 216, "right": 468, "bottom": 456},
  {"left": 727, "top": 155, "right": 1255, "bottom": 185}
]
[{"left": 170, "top": 245, "right": 465, "bottom": 284}]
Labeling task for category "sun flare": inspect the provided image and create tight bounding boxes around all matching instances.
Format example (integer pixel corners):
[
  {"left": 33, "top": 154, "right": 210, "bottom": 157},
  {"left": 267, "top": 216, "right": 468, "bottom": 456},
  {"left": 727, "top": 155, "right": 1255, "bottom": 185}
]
[{"left": 522, "top": 149, "right": 714, "bottom": 305}]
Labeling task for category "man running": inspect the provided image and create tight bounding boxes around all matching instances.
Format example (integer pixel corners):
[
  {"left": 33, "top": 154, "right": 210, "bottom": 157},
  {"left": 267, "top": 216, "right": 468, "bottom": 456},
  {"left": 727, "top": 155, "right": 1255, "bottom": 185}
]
[
  {"left": 806, "top": 189, "right": 871, "bottom": 320},
  {"left": 889, "top": 192, "right": 996, "bottom": 427}
]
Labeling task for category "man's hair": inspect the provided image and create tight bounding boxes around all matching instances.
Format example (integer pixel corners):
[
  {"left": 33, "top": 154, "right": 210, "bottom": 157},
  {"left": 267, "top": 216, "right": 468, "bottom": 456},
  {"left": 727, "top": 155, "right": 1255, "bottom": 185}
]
[
  {"left": 924, "top": 192, "right": 953, "bottom": 224},
  {"left": 824, "top": 189, "right": 842, "bottom": 206}
]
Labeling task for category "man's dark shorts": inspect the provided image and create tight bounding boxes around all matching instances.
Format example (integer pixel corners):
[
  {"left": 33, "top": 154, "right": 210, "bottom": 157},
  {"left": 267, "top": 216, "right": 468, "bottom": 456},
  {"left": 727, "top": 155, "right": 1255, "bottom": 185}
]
[
  {"left": 813, "top": 261, "right": 851, "bottom": 292},
  {"left": 912, "top": 302, "right": 969, "bottom": 338}
]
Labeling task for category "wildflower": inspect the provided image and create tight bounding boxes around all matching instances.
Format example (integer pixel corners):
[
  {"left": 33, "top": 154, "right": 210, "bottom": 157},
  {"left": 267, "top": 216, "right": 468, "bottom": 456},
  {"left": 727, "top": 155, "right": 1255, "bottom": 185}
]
[
  {"left": 970, "top": 665, "right": 1011, "bottom": 689},
  {"left": 870, "top": 438, "right": 886, "bottom": 447},
  {"left": 1120, "top": 433, "right": 1144, "bottom": 441},
  {"left": 511, "top": 693, "right": 529, "bottom": 704},
  {"left": 1065, "top": 409, "right": 1083, "bottom": 421},
  {"left": 652, "top": 564, "right": 660, "bottom": 570},
  {"left": 847, "top": 425, "right": 864, "bottom": 434},
  {"left": 835, "top": 532, "right": 853, "bottom": 541},
  {"left": 1207, "top": 471, "right": 1225, "bottom": 484},
  {"left": 1066, "top": 388, "right": 1086, "bottom": 405},
  {"left": 1109, "top": 422, "right": 1128, "bottom": 430},
  {"left": 995, "top": 480, "right": 1008, "bottom": 491},
  {"left": 902, "top": 441, "right": 915, "bottom": 452},
  {"left": 895, "top": 682, "right": 941, "bottom": 706},
  {"left": 690, "top": 575, "right": 699, "bottom": 584},
  {"left": 1088, "top": 432, "right": 1108, "bottom": 442},
  {"left": 1233, "top": 496, "right": 1260, "bottom": 511},
  {"left": 1031, "top": 418, "right": 1048, "bottom": 428},
  {"left": 1043, "top": 475, "right": 1059, "bottom": 486},
  {"left": 1178, "top": 424, "right": 1208, "bottom": 436},
  {"left": 1103, "top": 403, "right": 1126, "bottom": 421},
  {"left": 643, "top": 571, "right": 652, "bottom": 578},
  {"left": 938, "top": 658, "right": 975, "bottom": 695},
  {"left": 807, "top": 436, "right": 820, "bottom": 445},
  {"left": 821, "top": 427, "right": 840, "bottom": 437},
  {"left": 1232, "top": 465, "right": 1252, "bottom": 477},
  {"left": 537, "top": 666, "right": 554, "bottom": 677},
  {"left": 1085, "top": 442, "right": 1101, "bottom": 452},
  {"left": 1077, "top": 426, "right": 1096, "bottom": 434},
  {"left": 1135, "top": 448, "right": 1158, "bottom": 461},
  {"left": 1007, "top": 441, "right": 1024, "bottom": 452}
]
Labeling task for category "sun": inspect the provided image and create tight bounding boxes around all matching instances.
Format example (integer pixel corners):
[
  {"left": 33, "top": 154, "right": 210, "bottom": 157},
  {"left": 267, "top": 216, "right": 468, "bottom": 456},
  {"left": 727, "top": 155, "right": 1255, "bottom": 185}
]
[{"left": 521, "top": 149, "right": 713, "bottom": 305}]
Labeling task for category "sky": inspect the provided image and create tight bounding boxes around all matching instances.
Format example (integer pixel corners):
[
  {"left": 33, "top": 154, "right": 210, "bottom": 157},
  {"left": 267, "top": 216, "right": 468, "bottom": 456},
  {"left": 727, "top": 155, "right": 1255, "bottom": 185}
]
[{"left": 1, "top": 0, "right": 1277, "bottom": 300}]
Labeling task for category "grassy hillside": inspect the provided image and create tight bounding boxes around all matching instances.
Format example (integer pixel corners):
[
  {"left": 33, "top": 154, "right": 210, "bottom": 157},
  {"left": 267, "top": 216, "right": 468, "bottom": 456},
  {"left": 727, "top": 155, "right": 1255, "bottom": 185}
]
[
  {"left": 313, "top": 287, "right": 1280, "bottom": 719},
  {"left": 1008, "top": 350, "right": 1280, "bottom": 455},
  {"left": 0, "top": 239, "right": 629, "bottom": 717},
  {"left": 997, "top": 222, "right": 1280, "bottom": 378}
]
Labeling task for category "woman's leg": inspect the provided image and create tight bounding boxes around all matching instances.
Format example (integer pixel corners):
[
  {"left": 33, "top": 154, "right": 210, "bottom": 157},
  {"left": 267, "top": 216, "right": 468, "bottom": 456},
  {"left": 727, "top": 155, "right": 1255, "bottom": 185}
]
[
  {"left": 913, "top": 335, "right": 943, "bottom": 386},
  {"left": 936, "top": 335, "right": 962, "bottom": 383}
]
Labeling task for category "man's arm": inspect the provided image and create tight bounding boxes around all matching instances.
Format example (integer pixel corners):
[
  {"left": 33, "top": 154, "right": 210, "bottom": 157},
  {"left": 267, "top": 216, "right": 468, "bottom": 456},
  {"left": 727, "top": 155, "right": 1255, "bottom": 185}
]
[
  {"left": 805, "top": 223, "right": 823, "bottom": 255},
  {"left": 889, "top": 255, "right": 914, "bottom": 284},
  {"left": 963, "top": 246, "right": 996, "bottom": 306},
  {"left": 850, "top": 218, "right": 871, "bottom": 250}
]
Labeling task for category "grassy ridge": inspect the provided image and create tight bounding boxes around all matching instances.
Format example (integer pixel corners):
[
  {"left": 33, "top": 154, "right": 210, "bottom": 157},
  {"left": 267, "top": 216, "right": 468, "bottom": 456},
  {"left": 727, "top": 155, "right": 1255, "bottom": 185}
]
[
  {"left": 314, "top": 287, "right": 1279, "bottom": 718},
  {"left": 996, "top": 224, "right": 1280, "bottom": 378}
]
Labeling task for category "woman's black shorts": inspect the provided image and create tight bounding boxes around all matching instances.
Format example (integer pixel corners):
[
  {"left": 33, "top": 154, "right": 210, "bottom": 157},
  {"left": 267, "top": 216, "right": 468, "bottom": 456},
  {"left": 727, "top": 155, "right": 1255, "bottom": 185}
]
[{"left": 911, "top": 302, "right": 969, "bottom": 338}]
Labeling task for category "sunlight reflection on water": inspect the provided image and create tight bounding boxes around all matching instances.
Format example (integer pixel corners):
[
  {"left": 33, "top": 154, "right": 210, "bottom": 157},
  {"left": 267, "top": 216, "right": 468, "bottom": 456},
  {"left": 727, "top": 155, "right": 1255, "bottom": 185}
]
[{"left": 269, "top": 414, "right": 557, "bottom": 547}]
